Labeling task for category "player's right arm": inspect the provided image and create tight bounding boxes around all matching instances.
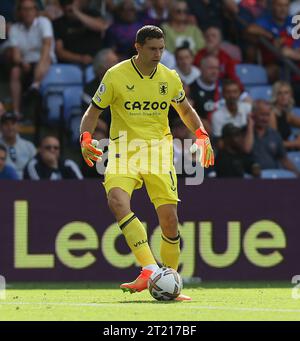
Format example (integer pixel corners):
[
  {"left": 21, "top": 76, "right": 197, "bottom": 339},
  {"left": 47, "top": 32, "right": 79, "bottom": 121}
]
[
  {"left": 80, "top": 103, "right": 103, "bottom": 135},
  {"left": 80, "top": 70, "right": 114, "bottom": 167},
  {"left": 80, "top": 104, "right": 103, "bottom": 167}
]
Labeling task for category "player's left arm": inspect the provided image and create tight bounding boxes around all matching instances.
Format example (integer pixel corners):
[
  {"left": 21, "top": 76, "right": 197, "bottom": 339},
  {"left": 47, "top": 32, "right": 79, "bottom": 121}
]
[{"left": 171, "top": 97, "right": 214, "bottom": 168}]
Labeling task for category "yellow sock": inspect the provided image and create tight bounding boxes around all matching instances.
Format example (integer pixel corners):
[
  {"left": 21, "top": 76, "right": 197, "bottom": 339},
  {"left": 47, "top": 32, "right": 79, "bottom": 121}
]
[
  {"left": 119, "top": 212, "right": 157, "bottom": 267},
  {"left": 160, "top": 233, "right": 181, "bottom": 270}
]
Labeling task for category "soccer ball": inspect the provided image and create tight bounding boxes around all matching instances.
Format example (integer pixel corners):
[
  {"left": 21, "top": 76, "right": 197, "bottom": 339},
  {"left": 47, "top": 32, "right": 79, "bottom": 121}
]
[{"left": 148, "top": 267, "right": 183, "bottom": 301}]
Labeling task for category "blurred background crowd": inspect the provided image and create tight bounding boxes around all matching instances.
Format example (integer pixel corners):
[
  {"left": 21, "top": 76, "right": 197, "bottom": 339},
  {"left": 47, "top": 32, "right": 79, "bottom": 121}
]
[{"left": 1, "top": 0, "right": 300, "bottom": 180}]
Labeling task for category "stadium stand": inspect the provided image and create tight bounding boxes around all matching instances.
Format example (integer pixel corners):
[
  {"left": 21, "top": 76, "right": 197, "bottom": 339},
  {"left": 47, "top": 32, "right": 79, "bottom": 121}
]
[
  {"left": 63, "top": 86, "right": 83, "bottom": 143},
  {"left": 84, "top": 65, "right": 96, "bottom": 84},
  {"left": 247, "top": 85, "right": 272, "bottom": 101},
  {"left": 293, "top": 107, "right": 300, "bottom": 118},
  {"left": 236, "top": 64, "right": 268, "bottom": 87},
  {"left": 40, "top": 64, "right": 83, "bottom": 122},
  {"left": 0, "top": 0, "right": 300, "bottom": 179},
  {"left": 261, "top": 169, "right": 297, "bottom": 179},
  {"left": 288, "top": 151, "right": 300, "bottom": 171}
]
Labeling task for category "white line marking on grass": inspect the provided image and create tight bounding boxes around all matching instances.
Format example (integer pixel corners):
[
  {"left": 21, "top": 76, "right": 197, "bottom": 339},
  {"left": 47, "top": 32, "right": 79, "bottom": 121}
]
[
  {"left": 1, "top": 302, "right": 300, "bottom": 314},
  {"left": 188, "top": 306, "right": 300, "bottom": 314}
]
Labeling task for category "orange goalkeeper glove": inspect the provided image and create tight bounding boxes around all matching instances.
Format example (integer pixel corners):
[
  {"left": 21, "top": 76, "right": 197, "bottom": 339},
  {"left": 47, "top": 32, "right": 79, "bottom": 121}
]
[
  {"left": 190, "top": 127, "right": 214, "bottom": 168},
  {"left": 80, "top": 132, "right": 103, "bottom": 167}
]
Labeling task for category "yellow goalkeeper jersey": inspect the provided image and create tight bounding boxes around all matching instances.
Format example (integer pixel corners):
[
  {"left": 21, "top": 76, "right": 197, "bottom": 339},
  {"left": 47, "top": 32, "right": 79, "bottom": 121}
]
[{"left": 92, "top": 56, "right": 185, "bottom": 143}]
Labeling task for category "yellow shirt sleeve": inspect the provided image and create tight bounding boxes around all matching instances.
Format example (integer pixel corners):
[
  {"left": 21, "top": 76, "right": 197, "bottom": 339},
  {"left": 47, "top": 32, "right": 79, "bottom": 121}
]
[
  {"left": 171, "top": 71, "right": 186, "bottom": 104},
  {"left": 92, "top": 70, "right": 114, "bottom": 109}
]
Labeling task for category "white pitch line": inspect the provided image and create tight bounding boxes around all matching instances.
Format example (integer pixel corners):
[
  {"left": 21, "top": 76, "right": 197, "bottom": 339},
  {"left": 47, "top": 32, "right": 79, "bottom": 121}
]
[
  {"left": 1, "top": 302, "right": 300, "bottom": 314},
  {"left": 188, "top": 306, "right": 300, "bottom": 314}
]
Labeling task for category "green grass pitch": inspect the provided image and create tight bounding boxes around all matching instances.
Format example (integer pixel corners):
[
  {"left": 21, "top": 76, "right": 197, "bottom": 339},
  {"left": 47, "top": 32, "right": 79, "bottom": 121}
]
[{"left": 1, "top": 282, "right": 300, "bottom": 321}]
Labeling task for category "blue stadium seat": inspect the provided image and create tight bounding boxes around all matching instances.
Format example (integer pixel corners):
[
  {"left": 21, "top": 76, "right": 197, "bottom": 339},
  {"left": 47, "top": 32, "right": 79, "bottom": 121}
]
[
  {"left": 288, "top": 129, "right": 300, "bottom": 140},
  {"left": 292, "top": 107, "right": 300, "bottom": 118},
  {"left": 69, "top": 114, "right": 82, "bottom": 143},
  {"left": 85, "top": 65, "right": 95, "bottom": 83},
  {"left": 247, "top": 85, "right": 272, "bottom": 101},
  {"left": 261, "top": 169, "right": 297, "bottom": 179},
  {"left": 288, "top": 152, "right": 300, "bottom": 171},
  {"left": 236, "top": 64, "right": 268, "bottom": 87},
  {"left": 287, "top": 108, "right": 300, "bottom": 138},
  {"left": 45, "top": 93, "right": 64, "bottom": 121},
  {"left": 63, "top": 86, "right": 83, "bottom": 121},
  {"left": 40, "top": 64, "right": 83, "bottom": 94},
  {"left": 63, "top": 86, "right": 83, "bottom": 143},
  {"left": 40, "top": 64, "right": 83, "bottom": 122}
]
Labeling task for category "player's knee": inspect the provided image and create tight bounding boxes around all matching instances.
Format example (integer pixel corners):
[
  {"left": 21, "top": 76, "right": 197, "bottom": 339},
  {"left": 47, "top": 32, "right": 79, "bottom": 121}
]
[{"left": 107, "top": 191, "right": 129, "bottom": 217}]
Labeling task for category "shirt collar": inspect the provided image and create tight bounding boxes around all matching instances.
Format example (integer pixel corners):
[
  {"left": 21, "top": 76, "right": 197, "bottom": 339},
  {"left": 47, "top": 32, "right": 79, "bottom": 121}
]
[
  {"left": 20, "top": 17, "right": 38, "bottom": 30},
  {"left": 196, "top": 77, "right": 216, "bottom": 91},
  {"left": 131, "top": 56, "right": 158, "bottom": 79}
]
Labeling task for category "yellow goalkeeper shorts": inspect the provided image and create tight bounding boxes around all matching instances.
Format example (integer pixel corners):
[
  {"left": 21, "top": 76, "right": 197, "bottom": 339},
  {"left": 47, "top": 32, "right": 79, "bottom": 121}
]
[{"left": 103, "top": 137, "right": 179, "bottom": 209}]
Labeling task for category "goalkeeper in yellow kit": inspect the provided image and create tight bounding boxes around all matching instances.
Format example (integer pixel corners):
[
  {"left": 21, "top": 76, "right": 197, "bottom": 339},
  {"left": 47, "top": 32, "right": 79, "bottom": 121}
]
[{"left": 80, "top": 26, "right": 214, "bottom": 301}]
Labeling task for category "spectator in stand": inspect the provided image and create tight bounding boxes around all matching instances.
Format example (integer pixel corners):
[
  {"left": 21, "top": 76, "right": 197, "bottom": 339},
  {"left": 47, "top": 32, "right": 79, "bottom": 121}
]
[
  {"left": 8, "top": 0, "right": 56, "bottom": 117},
  {"left": 174, "top": 47, "right": 200, "bottom": 86},
  {"left": 0, "top": 112, "right": 36, "bottom": 179},
  {"left": 0, "top": 144, "right": 19, "bottom": 180},
  {"left": 215, "top": 123, "right": 261, "bottom": 178},
  {"left": 81, "top": 48, "right": 118, "bottom": 133},
  {"left": 146, "top": 0, "right": 170, "bottom": 27},
  {"left": 247, "top": 0, "right": 296, "bottom": 82},
  {"left": 53, "top": 0, "right": 107, "bottom": 65},
  {"left": 212, "top": 79, "right": 252, "bottom": 140},
  {"left": 24, "top": 136, "right": 83, "bottom": 180},
  {"left": 161, "top": 0, "right": 205, "bottom": 54},
  {"left": 290, "top": 0, "right": 300, "bottom": 15},
  {"left": 239, "top": 0, "right": 268, "bottom": 19},
  {"left": 105, "top": 0, "right": 148, "bottom": 12},
  {"left": 194, "top": 26, "right": 241, "bottom": 86},
  {"left": 81, "top": 48, "right": 119, "bottom": 114},
  {"left": 270, "top": 81, "right": 300, "bottom": 150},
  {"left": 189, "top": 55, "right": 221, "bottom": 133},
  {"left": 249, "top": 99, "right": 300, "bottom": 175},
  {"left": 40, "top": 0, "right": 63, "bottom": 20},
  {"left": 104, "top": 0, "right": 149, "bottom": 59},
  {"left": 237, "top": 0, "right": 268, "bottom": 28},
  {"left": 235, "top": 1, "right": 268, "bottom": 63},
  {"left": 160, "top": 49, "right": 176, "bottom": 69},
  {"left": 185, "top": 0, "right": 239, "bottom": 33}
]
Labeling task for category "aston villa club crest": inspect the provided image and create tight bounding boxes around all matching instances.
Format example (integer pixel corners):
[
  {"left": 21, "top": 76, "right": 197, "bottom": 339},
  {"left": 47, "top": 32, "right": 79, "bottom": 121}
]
[{"left": 159, "top": 82, "right": 168, "bottom": 95}]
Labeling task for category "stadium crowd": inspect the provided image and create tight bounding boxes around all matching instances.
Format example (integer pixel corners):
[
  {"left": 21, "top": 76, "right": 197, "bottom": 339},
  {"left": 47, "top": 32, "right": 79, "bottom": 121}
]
[{"left": 1, "top": 0, "right": 300, "bottom": 180}]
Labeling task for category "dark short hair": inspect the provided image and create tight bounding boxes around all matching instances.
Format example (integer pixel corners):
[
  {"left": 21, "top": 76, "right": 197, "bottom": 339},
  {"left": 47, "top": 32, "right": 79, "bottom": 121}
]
[
  {"left": 175, "top": 46, "right": 194, "bottom": 58},
  {"left": 252, "top": 99, "right": 271, "bottom": 114},
  {"left": 222, "top": 78, "right": 240, "bottom": 90},
  {"left": 222, "top": 123, "right": 242, "bottom": 139},
  {"left": 205, "top": 25, "right": 222, "bottom": 34},
  {"left": 136, "top": 25, "right": 164, "bottom": 45},
  {"left": 199, "top": 54, "right": 219, "bottom": 68},
  {"left": 0, "top": 144, "right": 7, "bottom": 155},
  {"left": 17, "top": 0, "right": 38, "bottom": 11},
  {"left": 39, "top": 135, "right": 60, "bottom": 147},
  {"left": 59, "top": 0, "right": 73, "bottom": 7}
]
